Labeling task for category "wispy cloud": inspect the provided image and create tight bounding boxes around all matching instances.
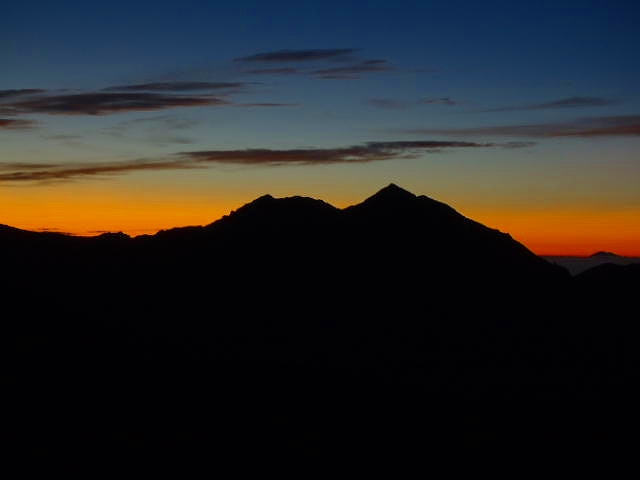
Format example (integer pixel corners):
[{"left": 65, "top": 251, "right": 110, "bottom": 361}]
[
  {"left": 244, "top": 67, "right": 301, "bottom": 75},
  {"left": 234, "top": 48, "right": 357, "bottom": 63},
  {"left": 0, "top": 158, "right": 197, "bottom": 183},
  {"left": 236, "top": 48, "right": 392, "bottom": 79},
  {"left": 420, "top": 97, "right": 459, "bottom": 106},
  {"left": 103, "top": 81, "right": 249, "bottom": 92},
  {"left": 367, "top": 97, "right": 462, "bottom": 109},
  {"left": 478, "top": 96, "right": 618, "bottom": 112},
  {"left": 404, "top": 115, "right": 640, "bottom": 138},
  {"left": 312, "top": 60, "right": 392, "bottom": 79},
  {"left": 0, "top": 89, "right": 46, "bottom": 99},
  {"left": 2, "top": 92, "right": 229, "bottom": 115},
  {"left": 0, "top": 139, "right": 524, "bottom": 184},
  {"left": 0, "top": 118, "right": 37, "bottom": 129}
]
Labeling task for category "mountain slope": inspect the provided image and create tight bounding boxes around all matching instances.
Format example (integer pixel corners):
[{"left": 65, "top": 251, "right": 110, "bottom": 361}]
[{"left": 341, "top": 183, "right": 566, "bottom": 284}]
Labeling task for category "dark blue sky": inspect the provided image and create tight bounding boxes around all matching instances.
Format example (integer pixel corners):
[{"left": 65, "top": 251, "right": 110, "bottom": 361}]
[{"left": 4, "top": 1, "right": 638, "bottom": 89}]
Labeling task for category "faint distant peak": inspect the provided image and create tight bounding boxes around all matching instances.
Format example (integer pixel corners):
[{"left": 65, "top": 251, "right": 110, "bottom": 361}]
[{"left": 590, "top": 251, "right": 618, "bottom": 258}]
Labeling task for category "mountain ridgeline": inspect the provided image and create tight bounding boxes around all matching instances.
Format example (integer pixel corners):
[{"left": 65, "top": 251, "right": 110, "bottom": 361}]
[{"left": 4, "top": 184, "right": 637, "bottom": 465}]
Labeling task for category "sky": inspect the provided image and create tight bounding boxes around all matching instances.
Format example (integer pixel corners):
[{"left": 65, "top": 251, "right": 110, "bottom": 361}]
[{"left": 1, "top": 0, "right": 639, "bottom": 255}]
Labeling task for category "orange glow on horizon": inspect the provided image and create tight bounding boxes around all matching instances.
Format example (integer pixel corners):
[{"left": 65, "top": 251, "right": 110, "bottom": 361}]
[
  {"left": 469, "top": 208, "right": 640, "bottom": 257},
  {"left": 2, "top": 186, "right": 639, "bottom": 257},
  {"left": 0, "top": 182, "right": 237, "bottom": 237}
]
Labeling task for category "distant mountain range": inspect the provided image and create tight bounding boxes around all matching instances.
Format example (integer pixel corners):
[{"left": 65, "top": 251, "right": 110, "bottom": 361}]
[
  {"left": 4, "top": 184, "right": 638, "bottom": 465},
  {"left": 543, "top": 251, "right": 640, "bottom": 275}
]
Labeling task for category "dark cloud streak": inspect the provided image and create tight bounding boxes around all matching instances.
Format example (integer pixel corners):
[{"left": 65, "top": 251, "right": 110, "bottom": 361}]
[
  {"left": 0, "top": 158, "right": 198, "bottom": 183},
  {"left": 478, "top": 96, "right": 618, "bottom": 112},
  {"left": 244, "top": 67, "right": 301, "bottom": 75},
  {"left": 420, "top": 97, "right": 459, "bottom": 106},
  {"left": 0, "top": 89, "right": 46, "bottom": 99},
  {"left": 178, "top": 140, "right": 515, "bottom": 166},
  {"left": 3, "top": 92, "right": 229, "bottom": 115},
  {"left": 368, "top": 97, "right": 463, "bottom": 109},
  {"left": 0, "top": 140, "right": 522, "bottom": 183},
  {"left": 234, "top": 48, "right": 356, "bottom": 63},
  {"left": 103, "top": 82, "right": 248, "bottom": 92}
]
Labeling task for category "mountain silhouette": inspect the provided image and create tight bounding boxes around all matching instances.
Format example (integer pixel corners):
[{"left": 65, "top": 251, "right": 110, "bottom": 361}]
[
  {"left": 142, "top": 183, "right": 566, "bottom": 288},
  {"left": 3, "top": 185, "right": 636, "bottom": 466}
]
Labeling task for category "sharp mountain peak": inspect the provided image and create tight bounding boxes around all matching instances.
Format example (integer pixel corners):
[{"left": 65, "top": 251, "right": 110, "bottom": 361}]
[{"left": 361, "top": 183, "right": 416, "bottom": 204}]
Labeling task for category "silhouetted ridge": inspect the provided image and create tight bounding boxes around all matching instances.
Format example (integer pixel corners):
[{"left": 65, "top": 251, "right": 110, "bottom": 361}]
[
  {"left": 226, "top": 194, "right": 337, "bottom": 220},
  {"left": 209, "top": 194, "right": 340, "bottom": 233},
  {"left": 93, "top": 231, "right": 130, "bottom": 241},
  {"left": 0, "top": 223, "right": 46, "bottom": 237}
]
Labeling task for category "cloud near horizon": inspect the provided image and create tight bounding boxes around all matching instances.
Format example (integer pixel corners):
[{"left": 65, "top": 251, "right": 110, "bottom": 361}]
[
  {"left": 404, "top": 115, "right": 640, "bottom": 138},
  {"left": 179, "top": 141, "right": 502, "bottom": 166},
  {"left": 0, "top": 118, "right": 37, "bottom": 129},
  {"left": 0, "top": 158, "right": 198, "bottom": 183},
  {"left": 0, "top": 140, "right": 527, "bottom": 183}
]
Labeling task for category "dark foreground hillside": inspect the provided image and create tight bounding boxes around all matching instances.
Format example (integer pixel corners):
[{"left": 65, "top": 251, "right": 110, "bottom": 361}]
[{"left": 4, "top": 185, "right": 638, "bottom": 470}]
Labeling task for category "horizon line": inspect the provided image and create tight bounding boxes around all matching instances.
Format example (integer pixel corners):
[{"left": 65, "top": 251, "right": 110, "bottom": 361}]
[{"left": 3, "top": 221, "right": 638, "bottom": 259}]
